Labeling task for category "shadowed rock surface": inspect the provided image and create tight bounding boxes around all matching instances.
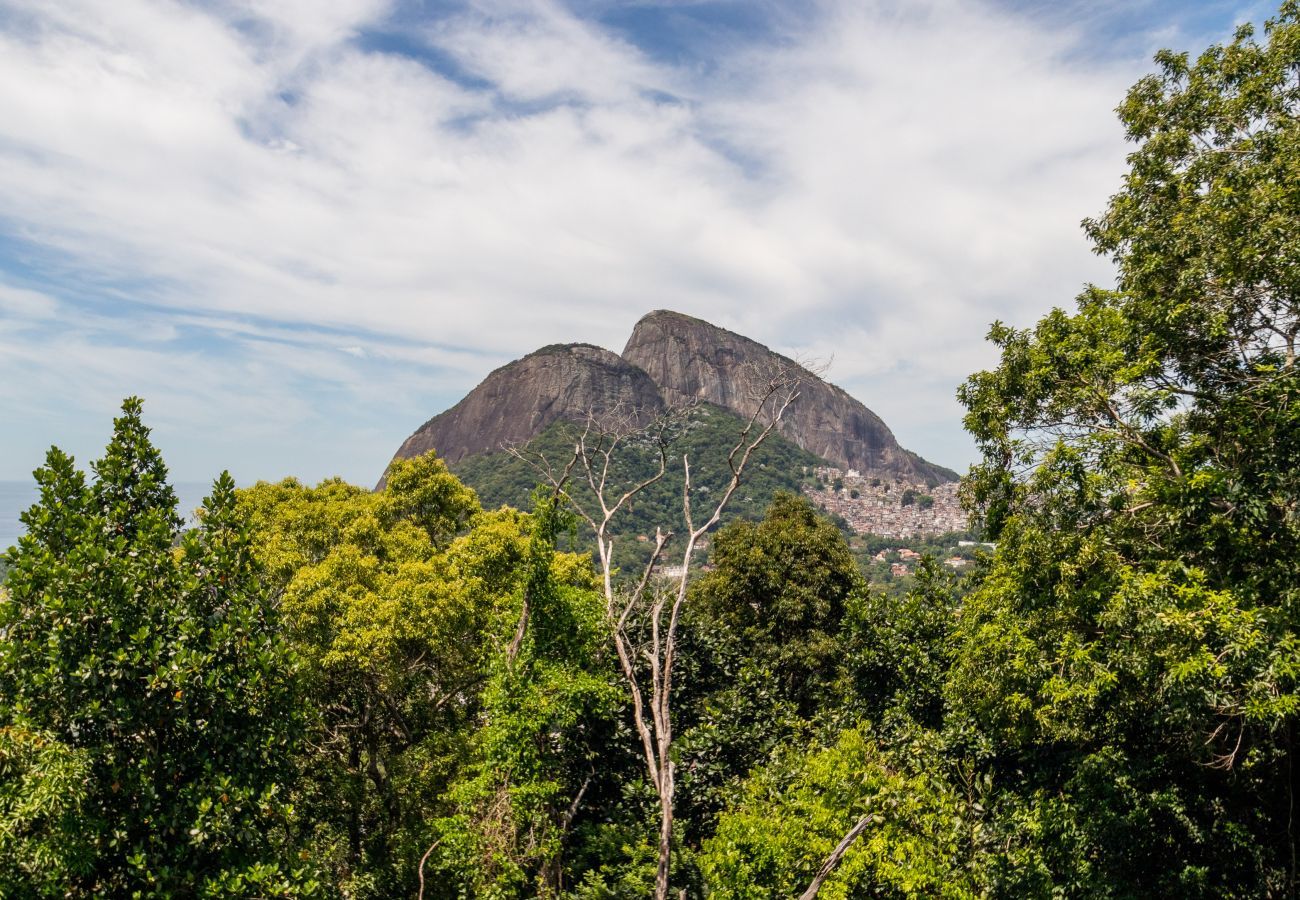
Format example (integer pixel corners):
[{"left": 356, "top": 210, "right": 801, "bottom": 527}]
[
  {"left": 621, "top": 310, "right": 957, "bottom": 483},
  {"left": 385, "top": 311, "right": 956, "bottom": 487},
  {"left": 384, "top": 344, "right": 665, "bottom": 480}
]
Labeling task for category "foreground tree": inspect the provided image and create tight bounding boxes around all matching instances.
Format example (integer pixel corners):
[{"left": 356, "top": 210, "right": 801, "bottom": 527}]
[
  {"left": 0, "top": 725, "right": 92, "bottom": 893},
  {"left": 0, "top": 399, "right": 310, "bottom": 897},
  {"left": 684, "top": 507, "right": 972, "bottom": 898},
  {"left": 673, "top": 493, "right": 868, "bottom": 838},
  {"left": 700, "top": 726, "right": 979, "bottom": 899},
  {"left": 237, "top": 457, "right": 486, "bottom": 897},
  {"left": 952, "top": 5, "right": 1300, "bottom": 893},
  {"left": 239, "top": 457, "right": 614, "bottom": 897},
  {"left": 429, "top": 493, "right": 620, "bottom": 897}
]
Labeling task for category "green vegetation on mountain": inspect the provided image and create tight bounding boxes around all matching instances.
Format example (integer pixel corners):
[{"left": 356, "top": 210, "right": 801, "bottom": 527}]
[{"left": 453, "top": 404, "right": 824, "bottom": 569}]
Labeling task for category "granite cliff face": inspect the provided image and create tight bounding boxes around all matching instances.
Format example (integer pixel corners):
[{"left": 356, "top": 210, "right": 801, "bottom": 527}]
[
  {"left": 385, "top": 312, "right": 956, "bottom": 485},
  {"left": 622, "top": 310, "right": 956, "bottom": 484},
  {"left": 388, "top": 343, "right": 664, "bottom": 471}
]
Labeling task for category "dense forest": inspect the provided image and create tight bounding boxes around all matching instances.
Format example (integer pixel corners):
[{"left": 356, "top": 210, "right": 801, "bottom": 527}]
[{"left": 3, "top": 7, "right": 1300, "bottom": 897}]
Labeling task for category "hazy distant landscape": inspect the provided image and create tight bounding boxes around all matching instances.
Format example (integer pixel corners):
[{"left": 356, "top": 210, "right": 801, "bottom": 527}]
[{"left": 0, "top": 481, "right": 212, "bottom": 549}]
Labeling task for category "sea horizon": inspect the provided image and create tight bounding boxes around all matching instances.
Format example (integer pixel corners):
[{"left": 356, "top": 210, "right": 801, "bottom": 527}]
[{"left": 1, "top": 480, "right": 218, "bottom": 551}]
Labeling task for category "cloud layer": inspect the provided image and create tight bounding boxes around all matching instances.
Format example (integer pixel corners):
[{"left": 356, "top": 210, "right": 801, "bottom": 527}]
[{"left": 0, "top": 0, "right": 1231, "bottom": 482}]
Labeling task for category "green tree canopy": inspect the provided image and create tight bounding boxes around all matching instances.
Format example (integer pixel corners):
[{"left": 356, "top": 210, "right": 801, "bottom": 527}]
[
  {"left": 699, "top": 727, "right": 978, "bottom": 899},
  {"left": 689, "top": 493, "right": 866, "bottom": 719},
  {"left": 951, "top": 6, "right": 1300, "bottom": 893},
  {"left": 0, "top": 399, "right": 310, "bottom": 898},
  {"left": 238, "top": 459, "right": 615, "bottom": 898}
]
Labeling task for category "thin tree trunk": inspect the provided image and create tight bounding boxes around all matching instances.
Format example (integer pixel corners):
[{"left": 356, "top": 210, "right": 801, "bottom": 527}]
[
  {"left": 798, "top": 814, "right": 875, "bottom": 900},
  {"left": 655, "top": 768, "right": 674, "bottom": 900},
  {"left": 416, "top": 839, "right": 440, "bottom": 900}
]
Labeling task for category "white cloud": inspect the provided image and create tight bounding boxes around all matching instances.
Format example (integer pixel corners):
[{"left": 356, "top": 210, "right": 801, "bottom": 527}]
[
  {"left": 431, "top": 0, "right": 673, "bottom": 104},
  {"left": 0, "top": 283, "right": 59, "bottom": 321},
  {"left": 0, "top": 0, "right": 1200, "bottom": 480}
]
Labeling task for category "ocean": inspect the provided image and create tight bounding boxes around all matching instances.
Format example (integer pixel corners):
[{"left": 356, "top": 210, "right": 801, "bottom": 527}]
[{"left": 0, "top": 480, "right": 216, "bottom": 551}]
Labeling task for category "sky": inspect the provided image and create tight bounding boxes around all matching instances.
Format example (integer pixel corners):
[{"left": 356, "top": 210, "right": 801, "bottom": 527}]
[{"left": 0, "top": 0, "right": 1277, "bottom": 485}]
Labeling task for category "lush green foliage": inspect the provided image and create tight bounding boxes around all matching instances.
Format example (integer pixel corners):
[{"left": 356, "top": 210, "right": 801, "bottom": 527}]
[
  {"left": 7, "top": 8, "right": 1300, "bottom": 896},
  {"left": 678, "top": 501, "right": 971, "bottom": 895},
  {"left": 700, "top": 727, "right": 978, "bottom": 900},
  {"left": 688, "top": 493, "right": 866, "bottom": 722},
  {"left": 0, "top": 399, "right": 311, "bottom": 897},
  {"left": 427, "top": 495, "right": 623, "bottom": 897},
  {"left": 949, "top": 5, "right": 1300, "bottom": 893},
  {"left": 237, "top": 459, "right": 490, "bottom": 896},
  {"left": 237, "top": 465, "right": 628, "bottom": 898},
  {"left": 0, "top": 725, "right": 91, "bottom": 893},
  {"left": 672, "top": 495, "right": 868, "bottom": 840}
]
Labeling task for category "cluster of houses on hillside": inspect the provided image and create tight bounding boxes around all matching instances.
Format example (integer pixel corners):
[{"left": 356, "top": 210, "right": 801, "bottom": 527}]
[
  {"left": 804, "top": 466, "right": 967, "bottom": 537},
  {"left": 870, "top": 545, "right": 973, "bottom": 576}
]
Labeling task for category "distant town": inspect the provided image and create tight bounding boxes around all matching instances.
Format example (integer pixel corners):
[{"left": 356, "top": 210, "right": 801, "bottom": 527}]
[{"left": 803, "top": 466, "right": 967, "bottom": 538}]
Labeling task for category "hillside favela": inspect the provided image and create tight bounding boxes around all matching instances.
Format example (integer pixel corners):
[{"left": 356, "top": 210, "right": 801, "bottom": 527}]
[{"left": 2, "top": 2, "right": 1298, "bottom": 898}]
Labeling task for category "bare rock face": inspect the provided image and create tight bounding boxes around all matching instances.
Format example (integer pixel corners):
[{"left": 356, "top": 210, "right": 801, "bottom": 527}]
[
  {"left": 621, "top": 310, "right": 956, "bottom": 483},
  {"left": 386, "top": 343, "right": 665, "bottom": 473},
  {"left": 384, "top": 310, "right": 956, "bottom": 488}
]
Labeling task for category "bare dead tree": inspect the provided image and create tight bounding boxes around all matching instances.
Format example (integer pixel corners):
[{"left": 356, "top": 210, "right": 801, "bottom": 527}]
[{"left": 509, "top": 362, "right": 803, "bottom": 900}]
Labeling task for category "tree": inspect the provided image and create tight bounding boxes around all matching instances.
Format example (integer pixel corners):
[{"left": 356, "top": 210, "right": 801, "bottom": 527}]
[
  {"left": 0, "top": 725, "right": 92, "bottom": 894},
  {"left": 840, "top": 556, "right": 962, "bottom": 731},
  {"left": 237, "top": 460, "right": 488, "bottom": 897},
  {"left": 951, "top": 5, "right": 1300, "bottom": 892},
  {"left": 429, "top": 493, "right": 620, "bottom": 897},
  {"left": 238, "top": 457, "right": 615, "bottom": 898},
  {"left": 687, "top": 493, "right": 865, "bottom": 719},
  {"left": 381, "top": 451, "right": 482, "bottom": 549},
  {"left": 515, "top": 361, "right": 803, "bottom": 900},
  {"left": 699, "top": 727, "right": 978, "bottom": 899},
  {"left": 0, "top": 399, "right": 310, "bottom": 897},
  {"left": 687, "top": 534, "right": 969, "bottom": 898},
  {"left": 669, "top": 494, "right": 867, "bottom": 850}
]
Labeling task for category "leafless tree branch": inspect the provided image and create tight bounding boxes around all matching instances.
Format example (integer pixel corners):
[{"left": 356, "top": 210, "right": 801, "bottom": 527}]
[
  {"left": 510, "top": 363, "right": 803, "bottom": 900},
  {"left": 798, "top": 814, "right": 876, "bottom": 900}
]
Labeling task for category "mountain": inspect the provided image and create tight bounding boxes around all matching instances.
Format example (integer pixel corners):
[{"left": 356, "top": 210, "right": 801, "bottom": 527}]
[
  {"left": 383, "top": 311, "right": 956, "bottom": 487},
  {"left": 387, "top": 343, "right": 664, "bottom": 472},
  {"left": 622, "top": 310, "right": 957, "bottom": 484}
]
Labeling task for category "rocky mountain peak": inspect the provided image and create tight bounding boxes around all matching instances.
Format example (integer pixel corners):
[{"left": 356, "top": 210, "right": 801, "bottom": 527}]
[
  {"left": 622, "top": 310, "right": 956, "bottom": 484},
  {"left": 384, "top": 342, "right": 664, "bottom": 479},
  {"left": 385, "top": 311, "right": 956, "bottom": 486}
]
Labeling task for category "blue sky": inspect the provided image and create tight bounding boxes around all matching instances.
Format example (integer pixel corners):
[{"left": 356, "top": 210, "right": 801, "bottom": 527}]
[{"left": 0, "top": 0, "right": 1275, "bottom": 485}]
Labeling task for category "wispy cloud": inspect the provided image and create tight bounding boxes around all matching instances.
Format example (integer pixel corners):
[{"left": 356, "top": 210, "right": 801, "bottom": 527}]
[{"left": 0, "top": 0, "right": 1249, "bottom": 482}]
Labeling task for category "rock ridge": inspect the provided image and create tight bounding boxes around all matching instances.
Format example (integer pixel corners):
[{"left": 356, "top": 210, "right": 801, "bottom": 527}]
[
  {"left": 386, "top": 343, "right": 664, "bottom": 476},
  {"left": 384, "top": 311, "right": 956, "bottom": 486},
  {"left": 621, "top": 310, "right": 956, "bottom": 484}
]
